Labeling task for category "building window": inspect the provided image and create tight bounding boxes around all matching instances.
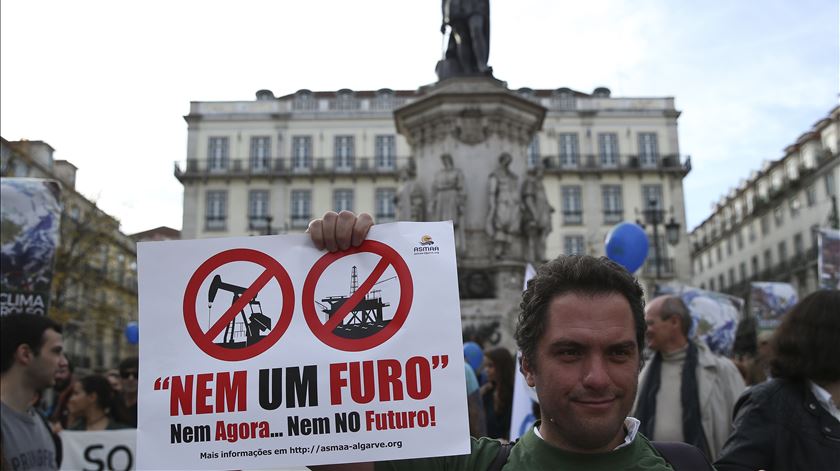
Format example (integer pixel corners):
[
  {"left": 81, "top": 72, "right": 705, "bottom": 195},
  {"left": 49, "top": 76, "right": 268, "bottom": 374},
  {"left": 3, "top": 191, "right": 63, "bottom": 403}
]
[
  {"left": 806, "top": 185, "right": 817, "bottom": 206},
  {"left": 375, "top": 188, "right": 397, "bottom": 222},
  {"left": 709, "top": 278, "right": 716, "bottom": 291},
  {"left": 205, "top": 190, "right": 227, "bottom": 230},
  {"left": 334, "top": 135, "right": 355, "bottom": 171},
  {"left": 736, "top": 230, "right": 744, "bottom": 250},
  {"left": 728, "top": 268, "right": 736, "bottom": 287},
  {"left": 788, "top": 196, "right": 800, "bottom": 218},
  {"left": 638, "top": 133, "right": 659, "bottom": 167},
  {"left": 564, "top": 235, "right": 585, "bottom": 255},
  {"left": 751, "top": 256, "right": 759, "bottom": 276},
  {"left": 763, "top": 249, "right": 772, "bottom": 270},
  {"left": 700, "top": 282, "right": 706, "bottom": 290},
  {"left": 739, "top": 262, "right": 747, "bottom": 281},
  {"left": 602, "top": 185, "right": 623, "bottom": 224},
  {"left": 641, "top": 184, "right": 663, "bottom": 210},
  {"left": 748, "top": 222, "right": 756, "bottom": 242},
  {"left": 527, "top": 136, "right": 540, "bottom": 169},
  {"left": 374, "top": 135, "right": 396, "bottom": 170},
  {"left": 248, "top": 190, "right": 269, "bottom": 230},
  {"left": 716, "top": 245, "right": 722, "bottom": 262},
  {"left": 773, "top": 206, "right": 784, "bottom": 227},
  {"left": 559, "top": 133, "right": 579, "bottom": 167},
  {"left": 794, "top": 232, "right": 804, "bottom": 256},
  {"left": 292, "top": 136, "right": 312, "bottom": 171},
  {"left": 719, "top": 274, "right": 726, "bottom": 290},
  {"left": 778, "top": 241, "right": 788, "bottom": 264},
  {"left": 333, "top": 189, "right": 354, "bottom": 212},
  {"left": 760, "top": 215, "right": 770, "bottom": 235},
  {"left": 726, "top": 237, "right": 733, "bottom": 256},
  {"left": 561, "top": 186, "right": 583, "bottom": 224},
  {"left": 598, "top": 133, "right": 619, "bottom": 167},
  {"left": 250, "top": 136, "right": 271, "bottom": 172},
  {"left": 290, "top": 190, "right": 311, "bottom": 228},
  {"left": 208, "top": 137, "right": 229, "bottom": 171},
  {"left": 826, "top": 172, "right": 836, "bottom": 196}
]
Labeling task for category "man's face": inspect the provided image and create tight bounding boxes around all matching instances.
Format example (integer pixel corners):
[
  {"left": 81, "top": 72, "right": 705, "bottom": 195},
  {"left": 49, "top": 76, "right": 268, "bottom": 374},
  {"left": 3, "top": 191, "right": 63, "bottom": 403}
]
[
  {"left": 644, "top": 300, "right": 677, "bottom": 352},
  {"left": 30, "top": 329, "right": 66, "bottom": 390},
  {"left": 522, "top": 293, "right": 640, "bottom": 452}
]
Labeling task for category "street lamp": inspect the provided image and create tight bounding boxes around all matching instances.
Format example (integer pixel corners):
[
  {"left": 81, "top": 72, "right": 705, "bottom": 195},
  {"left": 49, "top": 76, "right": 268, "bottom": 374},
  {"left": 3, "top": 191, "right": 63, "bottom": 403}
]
[{"left": 637, "top": 199, "right": 681, "bottom": 279}]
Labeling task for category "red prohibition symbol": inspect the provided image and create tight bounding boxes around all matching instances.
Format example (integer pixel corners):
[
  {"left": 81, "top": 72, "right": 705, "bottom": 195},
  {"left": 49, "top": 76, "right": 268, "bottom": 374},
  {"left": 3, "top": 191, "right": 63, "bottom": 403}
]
[
  {"left": 302, "top": 240, "right": 414, "bottom": 351},
  {"left": 183, "top": 248, "right": 294, "bottom": 361}
]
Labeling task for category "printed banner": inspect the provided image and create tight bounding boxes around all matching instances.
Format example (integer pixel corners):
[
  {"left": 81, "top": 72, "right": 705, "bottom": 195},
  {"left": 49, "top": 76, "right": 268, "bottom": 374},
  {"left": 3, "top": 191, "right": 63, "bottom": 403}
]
[
  {"left": 0, "top": 178, "right": 62, "bottom": 316},
  {"left": 749, "top": 282, "right": 798, "bottom": 330},
  {"left": 136, "top": 222, "right": 469, "bottom": 469},
  {"left": 60, "top": 429, "right": 136, "bottom": 471},
  {"left": 818, "top": 228, "right": 840, "bottom": 290},
  {"left": 657, "top": 282, "right": 743, "bottom": 356}
]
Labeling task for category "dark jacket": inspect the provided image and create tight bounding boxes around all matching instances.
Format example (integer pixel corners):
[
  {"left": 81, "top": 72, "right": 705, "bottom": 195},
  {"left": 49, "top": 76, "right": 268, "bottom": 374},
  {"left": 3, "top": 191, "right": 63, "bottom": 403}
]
[{"left": 715, "top": 379, "right": 840, "bottom": 471}]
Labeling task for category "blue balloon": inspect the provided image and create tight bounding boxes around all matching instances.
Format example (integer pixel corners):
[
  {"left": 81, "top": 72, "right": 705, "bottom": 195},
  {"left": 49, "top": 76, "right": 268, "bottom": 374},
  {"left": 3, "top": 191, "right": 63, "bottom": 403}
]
[
  {"left": 125, "top": 321, "right": 139, "bottom": 345},
  {"left": 605, "top": 222, "right": 649, "bottom": 273},
  {"left": 463, "top": 342, "right": 483, "bottom": 373}
]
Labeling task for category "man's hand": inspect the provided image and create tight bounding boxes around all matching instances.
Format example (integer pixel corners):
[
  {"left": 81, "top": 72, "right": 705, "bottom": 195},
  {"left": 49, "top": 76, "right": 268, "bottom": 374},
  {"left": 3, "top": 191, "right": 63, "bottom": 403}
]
[{"left": 307, "top": 211, "right": 374, "bottom": 252}]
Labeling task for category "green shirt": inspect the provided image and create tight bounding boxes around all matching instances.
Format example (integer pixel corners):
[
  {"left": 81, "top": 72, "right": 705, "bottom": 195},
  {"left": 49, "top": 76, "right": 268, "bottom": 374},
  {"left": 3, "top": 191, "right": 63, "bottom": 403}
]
[{"left": 376, "top": 424, "right": 673, "bottom": 471}]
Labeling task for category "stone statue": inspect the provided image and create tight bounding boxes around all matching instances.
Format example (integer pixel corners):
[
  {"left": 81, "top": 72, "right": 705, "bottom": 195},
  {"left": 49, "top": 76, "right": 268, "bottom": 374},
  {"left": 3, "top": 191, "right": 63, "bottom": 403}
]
[
  {"left": 432, "top": 153, "right": 467, "bottom": 252},
  {"left": 436, "top": 0, "right": 492, "bottom": 80},
  {"left": 486, "top": 153, "right": 520, "bottom": 259},
  {"left": 395, "top": 159, "right": 426, "bottom": 221},
  {"left": 521, "top": 164, "right": 554, "bottom": 263}
]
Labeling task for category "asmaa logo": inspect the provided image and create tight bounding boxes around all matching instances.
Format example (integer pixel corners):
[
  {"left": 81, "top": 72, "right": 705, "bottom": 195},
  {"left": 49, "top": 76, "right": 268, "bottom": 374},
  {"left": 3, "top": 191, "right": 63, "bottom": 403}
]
[{"left": 414, "top": 234, "right": 440, "bottom": 255}]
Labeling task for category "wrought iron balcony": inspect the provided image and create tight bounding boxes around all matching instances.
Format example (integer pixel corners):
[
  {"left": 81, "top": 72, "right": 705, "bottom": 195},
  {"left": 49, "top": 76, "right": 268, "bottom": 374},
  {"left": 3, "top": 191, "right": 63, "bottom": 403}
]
[
  {"left": 642, "top": 257, "right": 676, "bottom": 278},
  {"left": 541, "top": 153, "right": 690, "bottom": 175},
  {"left": 175, "top": 156, "right": 403, "bottom": 181}
]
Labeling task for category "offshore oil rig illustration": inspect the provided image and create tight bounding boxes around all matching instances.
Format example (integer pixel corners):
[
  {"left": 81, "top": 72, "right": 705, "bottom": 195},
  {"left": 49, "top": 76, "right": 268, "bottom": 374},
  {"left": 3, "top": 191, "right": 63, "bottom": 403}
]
[
  {"left": 317, "top": 265, "right": 394, "bottom": 339},
  {"left": 207, "top": 274, "right": 272, "bottom": 348}
]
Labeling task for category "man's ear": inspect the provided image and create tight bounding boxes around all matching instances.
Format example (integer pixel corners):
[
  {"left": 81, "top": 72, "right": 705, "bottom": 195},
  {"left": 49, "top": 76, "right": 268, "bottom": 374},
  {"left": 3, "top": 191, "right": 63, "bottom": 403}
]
[
  {"left": 14, "top": 344, "right": 34, "bottom": 366},
  {"left": 521, "top": 356, "right": 537, "bottom": 388}
]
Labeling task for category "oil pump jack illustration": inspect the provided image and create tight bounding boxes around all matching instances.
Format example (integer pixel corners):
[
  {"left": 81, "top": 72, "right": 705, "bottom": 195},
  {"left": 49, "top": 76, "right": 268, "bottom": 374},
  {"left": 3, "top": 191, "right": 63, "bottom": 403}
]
[
  {"left": 208, "top": 274, "right": 272, "bottom": 348},
  {"left": 317, "top": 266, "right": 394, "bottom": 339}
]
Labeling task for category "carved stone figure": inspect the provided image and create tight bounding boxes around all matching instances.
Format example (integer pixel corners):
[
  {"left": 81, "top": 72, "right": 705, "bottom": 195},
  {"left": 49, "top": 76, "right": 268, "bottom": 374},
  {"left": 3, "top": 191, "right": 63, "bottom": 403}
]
[
  {"left": 395, "top": 159, "right": 426, "bottom": 221},
  {"left": 436, "top": 0, "right": 492, "bottom": 80},
  {"left": 486, "top": 153, "right": 520, "bottom": 259},
  {"left": 432, "top": 154, "right": 467, "bottom": 252},
  {"left": 521, "top": 164, "right": 555, "bottom": 263}
]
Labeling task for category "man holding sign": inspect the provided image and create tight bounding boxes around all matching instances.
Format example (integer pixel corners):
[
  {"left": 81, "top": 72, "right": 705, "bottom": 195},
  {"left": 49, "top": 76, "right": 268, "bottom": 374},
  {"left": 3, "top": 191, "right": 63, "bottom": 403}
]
[{"left": 308, "top": 211, "right": 701, "bottom": 470}]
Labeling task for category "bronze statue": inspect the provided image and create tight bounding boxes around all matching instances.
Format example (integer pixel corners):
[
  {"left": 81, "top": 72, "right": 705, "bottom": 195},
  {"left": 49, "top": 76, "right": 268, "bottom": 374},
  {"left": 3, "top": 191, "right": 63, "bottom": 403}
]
[
  {"left": 486, "top": 153, "right": 519, "bottom": 259},
  {"left": 437, "top": 0, "right": 492, "bottom": 80}
]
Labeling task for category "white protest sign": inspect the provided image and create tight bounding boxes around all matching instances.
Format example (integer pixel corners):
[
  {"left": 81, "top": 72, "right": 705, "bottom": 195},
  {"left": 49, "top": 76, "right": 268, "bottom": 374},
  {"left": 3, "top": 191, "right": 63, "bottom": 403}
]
[
  {"left": 60, "top": 429, "right": 136, "bottom": 471},
  {"left": 136, "top": 222, "right": 469, "bottom": 469}
]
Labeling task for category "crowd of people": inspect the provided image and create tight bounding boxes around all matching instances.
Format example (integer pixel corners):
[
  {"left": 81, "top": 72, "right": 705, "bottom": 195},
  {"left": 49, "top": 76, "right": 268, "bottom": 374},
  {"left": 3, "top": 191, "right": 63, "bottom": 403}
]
[
  {"left": 0, "top": 313, "right": 138, "bottom": 470},
  {"left": 2, "top": 210, "right": 838, "bottom": 471}
]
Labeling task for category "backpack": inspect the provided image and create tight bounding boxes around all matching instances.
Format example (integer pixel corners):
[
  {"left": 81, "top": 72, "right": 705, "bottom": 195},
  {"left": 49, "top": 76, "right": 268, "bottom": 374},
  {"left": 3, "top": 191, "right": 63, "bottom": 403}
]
[{"left": 488, "top": 439, "right": 714, "bottom": 471}]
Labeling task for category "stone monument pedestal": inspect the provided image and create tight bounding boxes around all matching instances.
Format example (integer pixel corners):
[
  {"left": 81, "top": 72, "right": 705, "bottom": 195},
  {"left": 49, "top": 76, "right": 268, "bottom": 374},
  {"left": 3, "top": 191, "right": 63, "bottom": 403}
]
[{"left": 394, "top": 76, "right": 546, "bottom": 349}]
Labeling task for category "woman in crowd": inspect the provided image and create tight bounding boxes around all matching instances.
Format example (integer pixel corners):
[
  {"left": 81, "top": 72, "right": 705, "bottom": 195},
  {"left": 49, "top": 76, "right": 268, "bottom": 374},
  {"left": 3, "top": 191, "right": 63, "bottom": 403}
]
[
  {"left": 480, "top": 346, "right": 515, "bottom": 440},
  {"left": 67, "top": 375, "right": 127, "bottom": 431},
  {"left": 716, "top": 290, "right": 840, "bottom": 471}
]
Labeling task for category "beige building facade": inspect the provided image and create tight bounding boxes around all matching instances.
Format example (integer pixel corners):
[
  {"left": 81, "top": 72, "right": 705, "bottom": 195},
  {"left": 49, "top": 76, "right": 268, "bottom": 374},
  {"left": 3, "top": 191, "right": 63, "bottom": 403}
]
[
  {"left": 177, "top": 86, "right": 692, "bottom": 288},
  {"left": 689, "top": 106, "right": 840, "bottom": 298}
]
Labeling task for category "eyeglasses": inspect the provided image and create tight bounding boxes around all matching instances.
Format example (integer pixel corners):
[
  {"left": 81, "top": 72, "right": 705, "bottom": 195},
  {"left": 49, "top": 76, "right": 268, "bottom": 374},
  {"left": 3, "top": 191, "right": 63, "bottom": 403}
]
[{"left": 121, "top": 370, "right": 138, "bottom": 379}]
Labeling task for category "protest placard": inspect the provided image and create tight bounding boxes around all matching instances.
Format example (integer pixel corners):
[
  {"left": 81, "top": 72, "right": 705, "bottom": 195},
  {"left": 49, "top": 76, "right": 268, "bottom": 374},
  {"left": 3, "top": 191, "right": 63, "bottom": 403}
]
[
  {"left": 60, "top": 429, "right": 136, "bottom": 471},
  {"left": 136, "top": 222, "right": 469, "bottom": 469}
]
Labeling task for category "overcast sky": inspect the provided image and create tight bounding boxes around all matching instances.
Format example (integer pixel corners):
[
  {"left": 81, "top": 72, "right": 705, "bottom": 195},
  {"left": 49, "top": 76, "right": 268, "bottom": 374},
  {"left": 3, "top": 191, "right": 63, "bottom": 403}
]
[{"left": 2, "top": 0, "right": 837, "bottom": 234}]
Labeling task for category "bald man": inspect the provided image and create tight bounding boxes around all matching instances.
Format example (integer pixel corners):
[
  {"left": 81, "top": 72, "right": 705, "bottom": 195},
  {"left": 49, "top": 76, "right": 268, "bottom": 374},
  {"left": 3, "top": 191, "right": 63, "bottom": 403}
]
[{"left": 634, "top": 295, "right": 745, "bottom": 461}]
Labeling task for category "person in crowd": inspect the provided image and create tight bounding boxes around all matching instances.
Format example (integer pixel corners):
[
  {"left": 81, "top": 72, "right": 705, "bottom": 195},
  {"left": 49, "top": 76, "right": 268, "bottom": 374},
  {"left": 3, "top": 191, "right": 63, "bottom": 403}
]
[
  {"left": 464, "top": 362, "right": 487, "bottom": 438},
  {"left": 715, "top": 289, "right": 840, "bottom": 471},
  {"left": 67, "top": 375, "right": 127, "bottom": 431},
  {"left": 463, "top": 341, "right": 487, "bottom": 385},
  {"left": 307, "top": 211, "right": 708, "bottom": 470},
  {"left": 45, "top": 358, "right": 75, "bottom": 431},
  {"left": 111, "top": 357, "right": 138, "bottom": 427},
  {"left": 105, "top": 369, "right": 122, "bottom": 394},
  {"left": 480, "top": 346, "right": 514, "bottom": 440},
  {"left": 634, "top": 295, "right": 745, "bottom": 460},
  {"left": 1, "top": 314, "right": 67, "bottom": 471}
]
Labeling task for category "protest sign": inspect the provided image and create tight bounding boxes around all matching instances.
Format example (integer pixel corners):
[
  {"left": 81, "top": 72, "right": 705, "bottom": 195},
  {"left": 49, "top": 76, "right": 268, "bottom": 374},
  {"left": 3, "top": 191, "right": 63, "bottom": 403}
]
[
  {"left": 818, "top": 228, "right": 840, "bottom": 289},
  {"left": 60, "top": 429, "right": 136, "bottom": 471},
  {"left": 0, "top": 178, "right": 62, "bottom": 316},
  {"left": 749, "top": 281, "right": 798, "bottom": 330},
  {"left": 657, "top": 282, "right": 743, "bottom": 356},
  {"left": 136, "top": 222, "right": 469, "bottom": 469}
]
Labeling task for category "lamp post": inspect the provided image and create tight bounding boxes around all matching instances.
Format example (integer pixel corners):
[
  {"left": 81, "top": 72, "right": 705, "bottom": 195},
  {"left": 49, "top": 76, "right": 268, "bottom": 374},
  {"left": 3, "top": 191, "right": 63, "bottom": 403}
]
[{"left": 638, "top": 199, "right": 681, "bottom": 279}]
